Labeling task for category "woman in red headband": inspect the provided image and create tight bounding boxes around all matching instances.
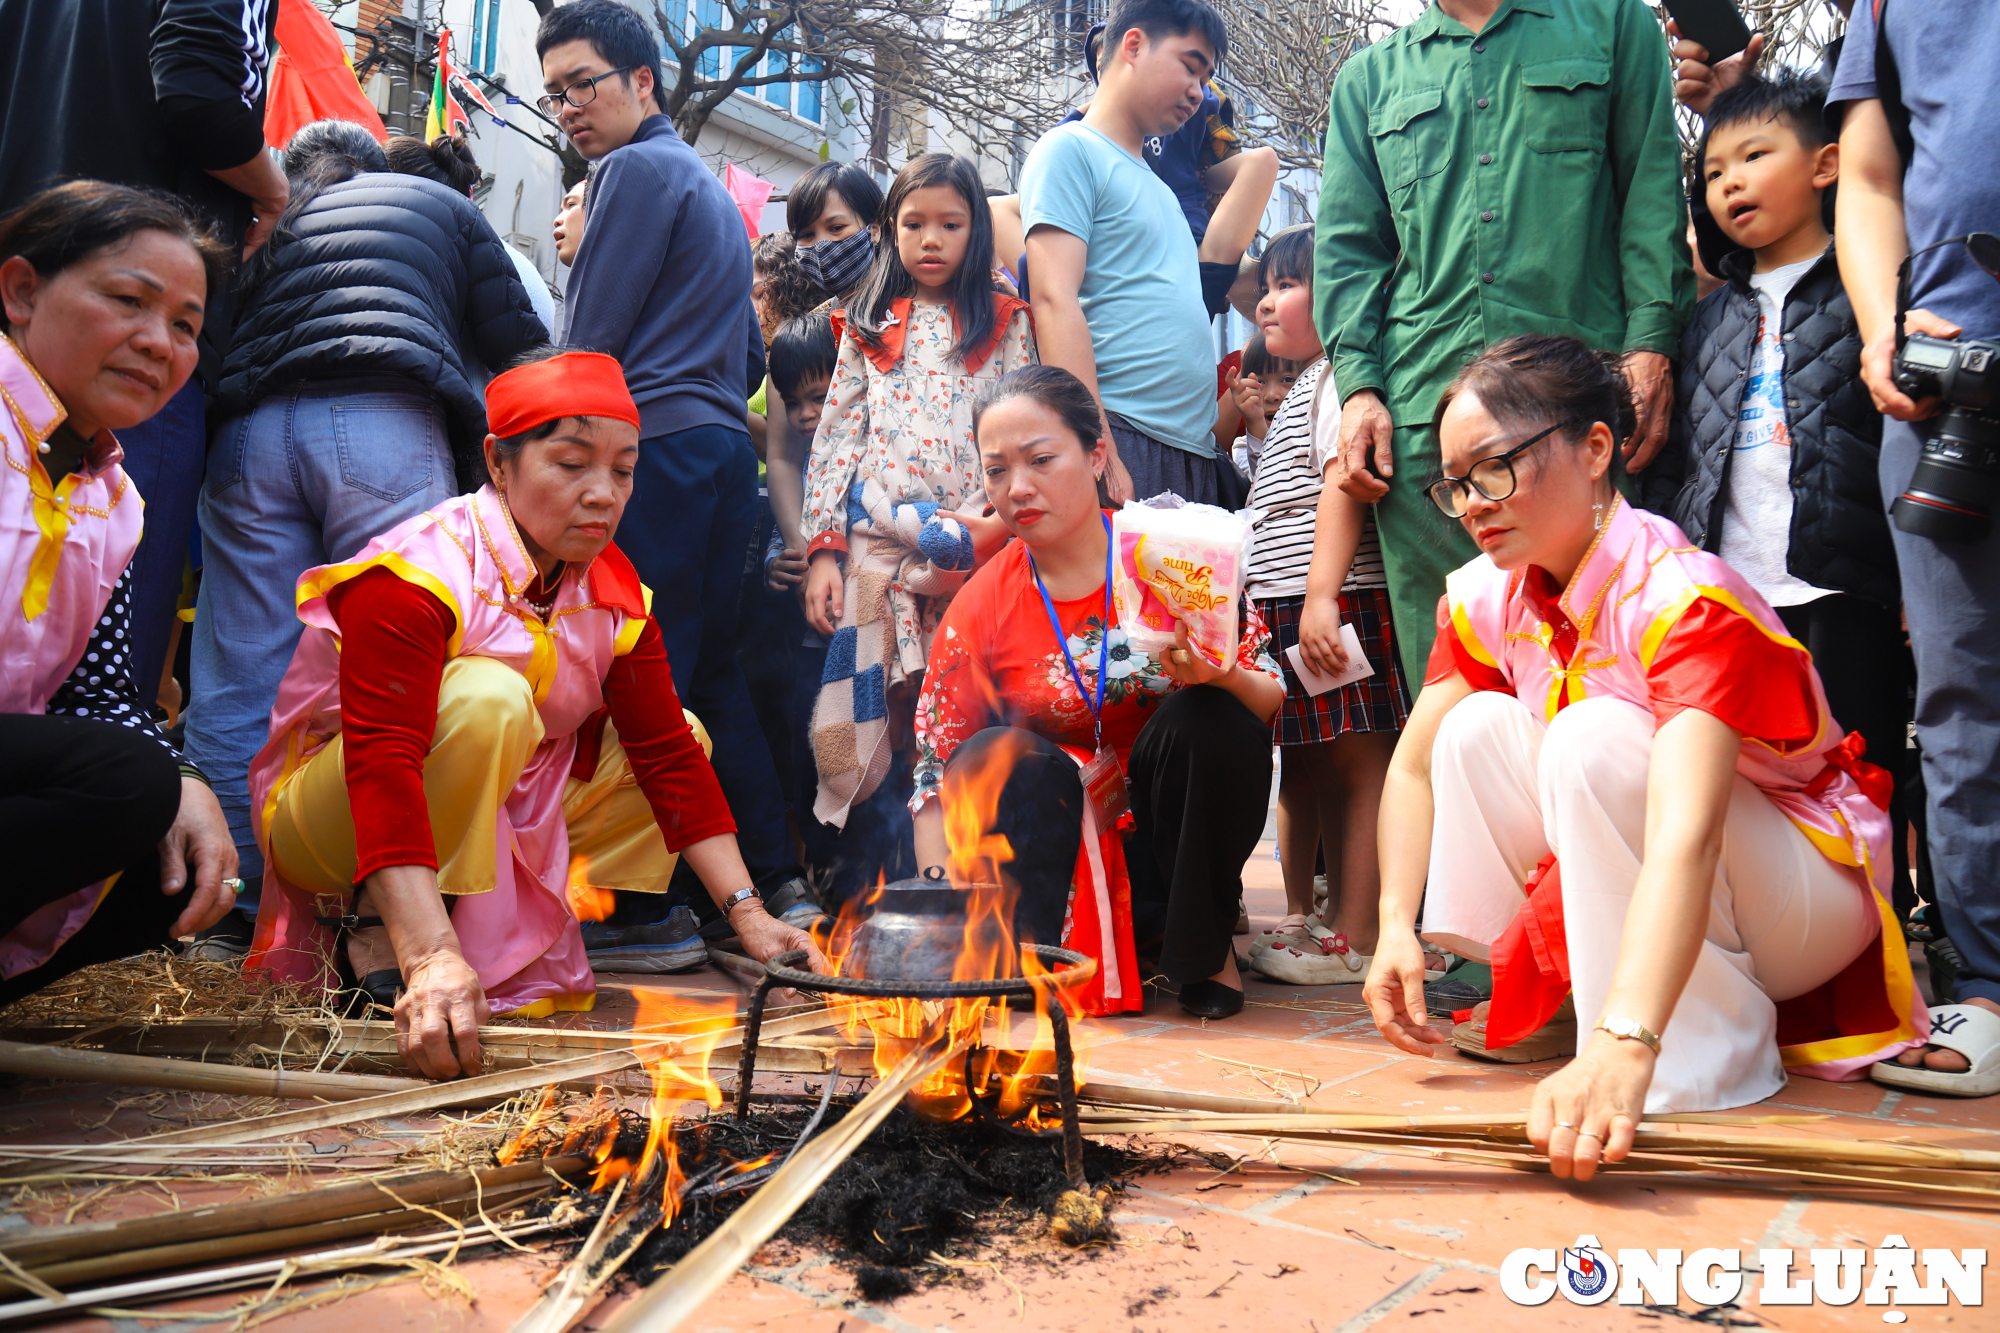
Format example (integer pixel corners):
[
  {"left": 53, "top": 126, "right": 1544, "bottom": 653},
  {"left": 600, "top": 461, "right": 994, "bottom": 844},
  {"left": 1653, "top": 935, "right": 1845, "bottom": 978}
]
[{"left": 245, "top": 348, "right": 820, "bottom": 1079}]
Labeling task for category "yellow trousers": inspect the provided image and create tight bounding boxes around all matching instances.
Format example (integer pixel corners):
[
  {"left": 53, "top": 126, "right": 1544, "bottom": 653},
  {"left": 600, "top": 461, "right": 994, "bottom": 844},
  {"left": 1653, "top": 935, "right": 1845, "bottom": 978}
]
[{"left": 269, "top": 655, "right": 708, "bottom": 904}]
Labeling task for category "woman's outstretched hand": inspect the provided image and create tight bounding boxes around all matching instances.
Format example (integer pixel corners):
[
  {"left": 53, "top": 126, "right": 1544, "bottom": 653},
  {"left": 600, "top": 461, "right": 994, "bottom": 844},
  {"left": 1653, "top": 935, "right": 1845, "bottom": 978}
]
[
  {"left": 733, "top": 903, "right": 828, "bottom": 973},
  {"left": 1527, "top": 1032, "right": 1652, "bottom": 1182},
  {"left": 396, "top": 947, "right": 490, "bottom": 1080},
  {"left": 1363, "top": 931, "right": 1447, "bottom": 1057}
]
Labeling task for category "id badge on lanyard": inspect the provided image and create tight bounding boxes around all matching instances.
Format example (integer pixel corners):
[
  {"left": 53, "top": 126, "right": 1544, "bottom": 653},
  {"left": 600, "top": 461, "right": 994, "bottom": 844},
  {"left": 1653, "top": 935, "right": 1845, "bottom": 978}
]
[{"left": 1031, "top": 514, "right": 1131, "bottom": 828}]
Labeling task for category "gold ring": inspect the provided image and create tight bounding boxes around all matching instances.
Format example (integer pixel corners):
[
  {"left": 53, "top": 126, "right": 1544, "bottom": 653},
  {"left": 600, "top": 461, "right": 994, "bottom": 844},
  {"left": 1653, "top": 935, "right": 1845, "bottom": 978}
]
[
  {"left": 1555, "top": 1120, "right": 1575, "bottom": 1130},
  {"left": 1171, "top": 648, "right": 1192, "bottom": 666},
  {"left": 1577, "top": 1128, "right": 1604, "bottom": 1141}
]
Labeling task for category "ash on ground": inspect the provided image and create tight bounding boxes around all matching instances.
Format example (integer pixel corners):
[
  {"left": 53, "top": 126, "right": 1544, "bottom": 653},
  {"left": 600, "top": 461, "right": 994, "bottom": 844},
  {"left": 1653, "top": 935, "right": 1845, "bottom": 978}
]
[{"left": 533, "top": 1093, "right": 1169, "bottom": 1299}]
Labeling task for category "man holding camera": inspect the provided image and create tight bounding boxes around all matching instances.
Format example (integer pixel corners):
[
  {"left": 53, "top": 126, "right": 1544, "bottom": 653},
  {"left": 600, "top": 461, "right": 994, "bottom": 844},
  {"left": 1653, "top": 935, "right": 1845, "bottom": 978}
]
[{"left": 1832, "top": 0, "right": 2000, "bottom": 1096}]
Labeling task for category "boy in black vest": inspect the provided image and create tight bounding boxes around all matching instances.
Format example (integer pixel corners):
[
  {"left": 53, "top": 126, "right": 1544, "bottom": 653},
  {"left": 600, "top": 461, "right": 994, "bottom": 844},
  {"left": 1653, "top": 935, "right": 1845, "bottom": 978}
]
[{"left": 1644, "top": 71, "right": 1910, "bottom": 909}]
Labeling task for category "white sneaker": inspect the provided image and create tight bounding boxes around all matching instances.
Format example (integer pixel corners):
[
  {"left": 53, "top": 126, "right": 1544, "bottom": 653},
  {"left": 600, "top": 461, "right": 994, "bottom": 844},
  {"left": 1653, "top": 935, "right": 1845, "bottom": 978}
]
[{"left": 1252, "top": 930, "right": 1370, "bottom": 985}]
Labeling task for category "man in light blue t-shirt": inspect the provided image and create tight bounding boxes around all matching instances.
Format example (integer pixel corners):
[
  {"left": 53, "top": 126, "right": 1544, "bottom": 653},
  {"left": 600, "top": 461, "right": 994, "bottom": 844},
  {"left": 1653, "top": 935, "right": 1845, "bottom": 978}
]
[{"left": 1019, "top": 0, "right": 1227, "bottom": 504}]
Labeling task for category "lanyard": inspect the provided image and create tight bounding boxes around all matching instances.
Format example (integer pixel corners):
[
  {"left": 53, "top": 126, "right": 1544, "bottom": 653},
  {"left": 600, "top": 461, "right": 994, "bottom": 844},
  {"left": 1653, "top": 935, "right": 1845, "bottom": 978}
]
[{"left": 1028, "top": 513, "right": 1114, "bottom": 750}]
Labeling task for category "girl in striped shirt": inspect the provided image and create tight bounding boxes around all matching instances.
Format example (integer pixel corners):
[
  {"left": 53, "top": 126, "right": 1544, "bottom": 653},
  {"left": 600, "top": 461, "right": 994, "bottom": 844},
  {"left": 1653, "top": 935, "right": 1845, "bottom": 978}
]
[{"left": 1239, "top": 224, "right": 1412, "bottom": 986}]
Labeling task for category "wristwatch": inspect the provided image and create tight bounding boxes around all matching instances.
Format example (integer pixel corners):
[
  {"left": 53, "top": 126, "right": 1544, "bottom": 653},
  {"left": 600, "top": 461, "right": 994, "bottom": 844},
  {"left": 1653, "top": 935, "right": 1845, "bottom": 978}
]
[
  {"left": 720, "top": 886, "right": 761, "bottom": 915},
  {"left": 1597, "top": 1015, "right": 1662, "bottom": 1053}
]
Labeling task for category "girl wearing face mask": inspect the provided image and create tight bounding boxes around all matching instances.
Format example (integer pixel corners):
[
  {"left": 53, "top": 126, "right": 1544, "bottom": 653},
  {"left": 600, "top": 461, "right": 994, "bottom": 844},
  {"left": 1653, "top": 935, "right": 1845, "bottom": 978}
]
[
  {"left": 1364, "top": 335, "right": 1925, "bottom": 1177},
  {"left": 763, "top": 163, "right": 885, "bottom": 575},
  {"left": 244, "top": 349, "right": 820, "bottom": 1078},
  {"left": 798, "top": 154, "right": 1034, "bottom": 833},
  {"left": 0, "top": 181, "right": 240, "bottom": 1006}
]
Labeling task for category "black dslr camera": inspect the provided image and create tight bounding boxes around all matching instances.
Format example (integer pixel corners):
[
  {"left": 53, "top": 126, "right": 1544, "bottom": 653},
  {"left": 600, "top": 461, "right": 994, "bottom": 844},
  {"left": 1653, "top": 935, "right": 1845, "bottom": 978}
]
[{"left": 1889, "top": 233, "right": 2000, "bottom": 543}]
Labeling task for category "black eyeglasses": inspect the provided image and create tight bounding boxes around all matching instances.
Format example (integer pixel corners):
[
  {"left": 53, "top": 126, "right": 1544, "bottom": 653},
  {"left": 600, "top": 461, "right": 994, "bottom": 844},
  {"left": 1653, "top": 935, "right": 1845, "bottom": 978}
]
[
  {"left": 1425, "top": 421, "right": 1573, "bottom": 518},
  {"left": 536, "top": 66, "right": 639, "bottom": 116}
]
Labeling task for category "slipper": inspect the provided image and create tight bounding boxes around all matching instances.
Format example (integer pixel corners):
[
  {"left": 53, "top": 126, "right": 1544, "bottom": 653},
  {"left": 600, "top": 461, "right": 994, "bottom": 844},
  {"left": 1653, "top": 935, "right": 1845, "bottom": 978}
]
[
  {"left": 1453, "top": 996, "right": 1576, "bottom": 1064},
  {"left": 1870, "top": 1003, "right": 2000, "bottom": 1098}
]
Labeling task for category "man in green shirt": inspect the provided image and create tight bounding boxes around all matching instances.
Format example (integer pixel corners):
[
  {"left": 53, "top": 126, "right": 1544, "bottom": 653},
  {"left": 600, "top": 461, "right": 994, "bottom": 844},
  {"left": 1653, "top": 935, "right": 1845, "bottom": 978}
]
[{"left": 1314, "top": 0, "right": 1693, "bottom": 681}]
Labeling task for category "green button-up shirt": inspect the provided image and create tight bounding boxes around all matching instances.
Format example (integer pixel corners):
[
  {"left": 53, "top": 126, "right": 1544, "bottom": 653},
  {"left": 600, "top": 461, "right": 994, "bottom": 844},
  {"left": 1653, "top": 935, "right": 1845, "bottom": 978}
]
[{"left": 1314, "top": 0, "right": 1693, "bottom": 429}]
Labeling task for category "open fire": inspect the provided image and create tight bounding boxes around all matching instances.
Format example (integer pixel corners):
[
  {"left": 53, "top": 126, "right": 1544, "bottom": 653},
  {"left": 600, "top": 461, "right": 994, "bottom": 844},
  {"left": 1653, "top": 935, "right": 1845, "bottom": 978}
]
[{"left": 529, "top": 726, "right": 1100, "bottom": 1229}]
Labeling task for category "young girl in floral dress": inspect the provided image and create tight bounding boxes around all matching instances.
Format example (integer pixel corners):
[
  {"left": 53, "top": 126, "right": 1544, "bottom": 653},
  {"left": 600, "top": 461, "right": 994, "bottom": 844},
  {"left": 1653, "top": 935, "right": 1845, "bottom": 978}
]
[{"left": 800, "top": 153, "right": 1035, "bottom": 830}]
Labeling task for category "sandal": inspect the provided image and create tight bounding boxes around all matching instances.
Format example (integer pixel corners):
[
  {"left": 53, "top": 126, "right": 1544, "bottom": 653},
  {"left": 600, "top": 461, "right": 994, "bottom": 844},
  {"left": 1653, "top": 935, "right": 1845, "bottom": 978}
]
[
  {"left": 1453, "top": 996, "right": 1576, "bottom": 1064},
  {"left": 1248, "top": 913, "right": 1327, "bottom": 960},
  {"left": 317, "top": 912, "right": 403, "bottom": 1018},
  {"left": 1870, "top": 1004, "right": 2000, "bottom": 1098}
]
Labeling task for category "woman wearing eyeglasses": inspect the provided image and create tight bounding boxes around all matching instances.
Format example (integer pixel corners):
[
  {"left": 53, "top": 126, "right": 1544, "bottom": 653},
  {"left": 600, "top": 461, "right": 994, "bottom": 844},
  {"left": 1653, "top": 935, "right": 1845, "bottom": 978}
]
[{"left": 1363, "top": 335, "right": 1926, "bottom": 1177}]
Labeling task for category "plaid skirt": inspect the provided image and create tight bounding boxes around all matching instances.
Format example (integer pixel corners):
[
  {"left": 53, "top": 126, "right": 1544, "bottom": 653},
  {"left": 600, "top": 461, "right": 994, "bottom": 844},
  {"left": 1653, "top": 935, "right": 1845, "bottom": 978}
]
[{"left": 1257, "top": 588, "right": 1412, "bottom": 746}]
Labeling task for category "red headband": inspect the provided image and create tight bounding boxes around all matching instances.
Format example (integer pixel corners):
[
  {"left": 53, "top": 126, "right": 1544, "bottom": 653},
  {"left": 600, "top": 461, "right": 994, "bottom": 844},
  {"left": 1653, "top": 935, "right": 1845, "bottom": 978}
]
[{"left": 486, "top": 351, "right": 640, "bottom": 439}]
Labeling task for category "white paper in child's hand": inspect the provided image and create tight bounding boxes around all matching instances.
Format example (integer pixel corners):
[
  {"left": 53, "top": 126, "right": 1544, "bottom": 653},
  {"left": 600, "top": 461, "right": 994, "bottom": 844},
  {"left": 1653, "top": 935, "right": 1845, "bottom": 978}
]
[{"left": 1285, "top": 626, "right": 1374, "bottom": 696}]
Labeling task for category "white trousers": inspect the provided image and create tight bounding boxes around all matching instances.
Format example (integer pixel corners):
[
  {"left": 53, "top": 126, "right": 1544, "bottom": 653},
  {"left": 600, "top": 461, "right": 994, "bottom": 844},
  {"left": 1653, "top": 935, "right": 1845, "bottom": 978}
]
[{"left": 1424, "top": 692, "right": 1878, "bottom": 1112}]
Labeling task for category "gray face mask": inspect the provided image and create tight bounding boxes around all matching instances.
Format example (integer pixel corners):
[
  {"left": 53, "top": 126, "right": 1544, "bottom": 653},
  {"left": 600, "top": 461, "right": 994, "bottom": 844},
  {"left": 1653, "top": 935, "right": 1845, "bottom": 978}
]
[{"left": 797, "top": 227, "right": 876, "bottom": 295}]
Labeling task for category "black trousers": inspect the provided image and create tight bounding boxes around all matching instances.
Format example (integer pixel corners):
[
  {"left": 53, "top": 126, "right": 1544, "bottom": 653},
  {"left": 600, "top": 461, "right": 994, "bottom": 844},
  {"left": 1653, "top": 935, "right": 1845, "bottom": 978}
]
[
  {"left": 948, "top": 686, "right": 1273, "bottom": 985},
  {"left": 1775, "top": 594, "right": 1922, "bottom": 920},
  {"left": 0, "top": 714, "right": 183, "bottom": 1007}
]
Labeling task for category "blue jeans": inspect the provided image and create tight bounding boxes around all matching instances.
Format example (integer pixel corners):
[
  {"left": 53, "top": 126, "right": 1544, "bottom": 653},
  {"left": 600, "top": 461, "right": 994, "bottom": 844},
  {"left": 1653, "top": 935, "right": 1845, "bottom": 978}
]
[
  {"left": 616, "top": 424, "right": 794, "bottom": 887},
  {"left": 184, "top": 382, "right": 455, "bottom": 898},
  {"left": 1883, "top": 416, "right": 2000, "bottom": 1005},
  {"left": 117, "top": 378, "right": 207, "bottom": 703}
]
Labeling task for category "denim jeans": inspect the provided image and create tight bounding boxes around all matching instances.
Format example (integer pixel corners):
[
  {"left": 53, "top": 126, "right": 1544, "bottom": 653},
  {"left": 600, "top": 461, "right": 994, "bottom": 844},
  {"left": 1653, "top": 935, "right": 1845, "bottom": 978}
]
[
  {"left": 117, "top": 378, "right": 207, "bottom": 703},
  {"left": 1883, "top": 416, "right": 2000, "bottom": 1005},
  {"left": 184, "top": 382, "right": 455, "bottom": 899}
]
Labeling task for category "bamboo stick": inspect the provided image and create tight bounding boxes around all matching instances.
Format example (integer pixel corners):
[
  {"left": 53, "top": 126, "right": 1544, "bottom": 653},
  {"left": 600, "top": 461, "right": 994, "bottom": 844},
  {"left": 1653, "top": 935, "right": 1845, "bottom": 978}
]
[
  {"left": 0, "top": 1156, "right": 587, "bottom": 1271},
  {"left": 508, "top": 1175, "right": 662, "bottom": 1333},
  {"left": 0, "top": 1039, "right": 424, "bottom": 1101},
  {"left": 0, "top": 1179, "right": 553, "bottom": 1297},
  {"left": 1065, "top": 1078, "right": 1827, "bottom": 1129},
  {"left": 131, "top": 1008, "right": 842, "bottom": 1147},
  {"left": 599, "top": 1029, "right": 971, "bottom": 1333},
  {"left": 0, "top": 1218, "right": 575, "bottom": 1325}
]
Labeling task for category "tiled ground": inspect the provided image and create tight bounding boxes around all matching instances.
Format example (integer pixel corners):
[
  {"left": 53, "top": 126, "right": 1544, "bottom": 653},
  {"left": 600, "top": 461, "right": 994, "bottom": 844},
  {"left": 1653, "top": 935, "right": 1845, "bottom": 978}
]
[{"left": 5, "top": 842, "right": 1996, "bottom": 1333}]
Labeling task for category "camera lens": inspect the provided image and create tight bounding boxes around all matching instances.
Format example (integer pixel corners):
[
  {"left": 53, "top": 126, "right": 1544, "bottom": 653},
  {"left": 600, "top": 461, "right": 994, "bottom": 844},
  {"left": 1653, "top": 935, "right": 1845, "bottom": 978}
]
[{"left": 1891, "top": 407, "right": 2000, "bottom": 543}]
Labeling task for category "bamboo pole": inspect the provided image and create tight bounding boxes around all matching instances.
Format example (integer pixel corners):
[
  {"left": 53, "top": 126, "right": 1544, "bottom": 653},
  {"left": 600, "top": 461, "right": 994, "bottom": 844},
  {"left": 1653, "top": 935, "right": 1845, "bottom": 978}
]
[
  {"left": 130, "top": 1008, "right": 843, "bottom": 1148},
  {"left": 598, "top": 1030, "right": 971, "bottom": 1333},
  {"left": 0, "top": 1156, "right": 587, "bottom": 1271},
  {"left": 0, "top": 1218, "right": 575, "bottom": 1325},
  {"left": 0, "top": 1039, "right": 424, "bottom": 1101},
  {"left": 0, "top": 1178, "right": 554, "bottom": 1297}
]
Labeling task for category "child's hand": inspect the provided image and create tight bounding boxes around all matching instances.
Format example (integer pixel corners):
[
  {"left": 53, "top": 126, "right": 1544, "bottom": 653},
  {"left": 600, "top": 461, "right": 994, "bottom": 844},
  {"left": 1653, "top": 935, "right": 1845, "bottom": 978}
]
[
  {"left": 803, "top": 550, "right": 845, "bottom": 636},
  {"left": 1236, "top": 374, "right": 1268, "bottom": 437},
  {"left": 767, "top": 547, "right": 807, "bottom": 593},
  {"left": 1297, "top": 595, "right": 1350, "bottom": 678},
  {"left": 949, "top": 508, "right": 1012, "bottom": 563}
]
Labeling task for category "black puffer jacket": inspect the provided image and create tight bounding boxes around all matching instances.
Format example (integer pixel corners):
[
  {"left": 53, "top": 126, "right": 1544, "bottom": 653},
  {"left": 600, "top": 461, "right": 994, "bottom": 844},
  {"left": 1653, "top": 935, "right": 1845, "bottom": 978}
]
[
  {"left": 221, "top": 174, "right": 549, "bottom": 466},
  {"left": 1638, "top": 244, "right": 1896, "bottom": 607}
]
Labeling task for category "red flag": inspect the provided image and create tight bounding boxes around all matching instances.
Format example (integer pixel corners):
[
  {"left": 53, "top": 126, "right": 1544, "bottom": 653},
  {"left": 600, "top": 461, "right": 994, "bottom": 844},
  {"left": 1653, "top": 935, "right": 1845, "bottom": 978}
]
[
  {"left": 263, "top": 0, "right": 388, "bottom": 150},
  {"left": 723, "top": 163, "right": 775, "bottom": 239}
]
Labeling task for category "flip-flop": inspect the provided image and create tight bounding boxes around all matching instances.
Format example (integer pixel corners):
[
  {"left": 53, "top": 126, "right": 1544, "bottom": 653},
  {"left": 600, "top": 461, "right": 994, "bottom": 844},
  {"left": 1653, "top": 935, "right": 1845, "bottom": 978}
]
[{"left": 1870, "top": 1004, "right": 2000, "bottom": 1098}]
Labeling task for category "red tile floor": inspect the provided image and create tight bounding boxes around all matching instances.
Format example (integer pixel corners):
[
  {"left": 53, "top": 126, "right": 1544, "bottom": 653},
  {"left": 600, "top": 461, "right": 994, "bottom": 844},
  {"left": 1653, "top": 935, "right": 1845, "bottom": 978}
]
[{"left": 6, "top": 842, "right": 1995, "bottom": 1333}]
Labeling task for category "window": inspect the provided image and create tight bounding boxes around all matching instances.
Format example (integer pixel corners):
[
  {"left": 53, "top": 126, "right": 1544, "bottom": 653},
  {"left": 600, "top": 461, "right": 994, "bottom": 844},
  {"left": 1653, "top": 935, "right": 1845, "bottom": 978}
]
[
  {"left": 795, "top": 53, "right": 821, "bottom": 123},
  {"left": 762, "top": 46, "right": 788, "bottom": 106},
  {"left": 695, "top": 0, "right": 725, "bottom": 78},
  {"left": 470, "top": 0, "right": 502, "bottom": 75}
]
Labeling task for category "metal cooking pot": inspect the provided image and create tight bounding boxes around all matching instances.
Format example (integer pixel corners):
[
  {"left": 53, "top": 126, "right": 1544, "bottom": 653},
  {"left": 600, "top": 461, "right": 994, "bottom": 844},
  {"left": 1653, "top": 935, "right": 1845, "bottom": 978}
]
[{"left": 836, "top": 877, "right": 1018, "bottom": 984}]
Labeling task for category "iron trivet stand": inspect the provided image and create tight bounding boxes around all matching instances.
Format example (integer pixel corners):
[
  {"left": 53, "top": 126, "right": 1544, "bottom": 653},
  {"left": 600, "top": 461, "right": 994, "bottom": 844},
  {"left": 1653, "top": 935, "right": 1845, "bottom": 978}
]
[{"left": 734, "top": 945, "right": 1098, "bottom": 1189}]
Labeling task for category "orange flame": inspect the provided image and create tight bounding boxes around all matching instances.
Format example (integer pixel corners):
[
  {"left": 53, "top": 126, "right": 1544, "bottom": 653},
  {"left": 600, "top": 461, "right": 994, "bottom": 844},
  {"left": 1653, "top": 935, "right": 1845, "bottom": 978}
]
[
  {"left": 567, "top": 854, "right": 616, "bottom": 922},
  {"left": 600, "top": 991, "right": 738, "bottom": 1224},
  {"left": 812, "top": 727, "right": 1095, "bottom": 1124}
]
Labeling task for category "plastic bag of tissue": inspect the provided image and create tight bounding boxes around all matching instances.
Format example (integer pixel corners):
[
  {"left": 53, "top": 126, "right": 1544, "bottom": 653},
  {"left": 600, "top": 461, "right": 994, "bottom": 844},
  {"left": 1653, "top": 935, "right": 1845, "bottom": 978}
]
[{"left": 1111, "top": 496, "right": 1255, "bottom": 671}]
